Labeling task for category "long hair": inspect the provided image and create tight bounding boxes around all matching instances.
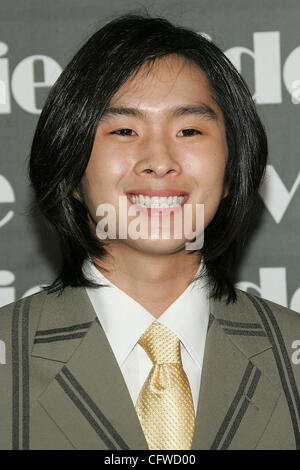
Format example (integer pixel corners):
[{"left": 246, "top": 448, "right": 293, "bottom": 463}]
[{"left": 29, "top": 14, "right": 268, "bottom": 303}]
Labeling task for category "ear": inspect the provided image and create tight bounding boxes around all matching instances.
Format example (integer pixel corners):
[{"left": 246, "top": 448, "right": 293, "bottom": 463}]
[
  {"left": 222, "top": 185, "right": 229, "bottom": 199},
  {"left": 72, "top": 187, "right": 82, "bottom": 202}
]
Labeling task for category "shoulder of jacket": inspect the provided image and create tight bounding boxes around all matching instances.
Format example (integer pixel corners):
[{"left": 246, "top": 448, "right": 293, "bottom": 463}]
[
  {"left": 234, "top": 288, "right": 300, "bottom": 327},
  {"left": 0, "top": 289, "right": 49, "bottom": 340},
  {"left": 212, "top": 287, "right": 299, "bottom": 326}
]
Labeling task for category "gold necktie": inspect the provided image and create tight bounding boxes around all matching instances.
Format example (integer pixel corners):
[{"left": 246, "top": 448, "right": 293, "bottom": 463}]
[{"left": 135, "top": 322, "right": 195, "bottom": 450}]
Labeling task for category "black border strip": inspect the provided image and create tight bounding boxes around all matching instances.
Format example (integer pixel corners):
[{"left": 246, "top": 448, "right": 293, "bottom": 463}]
[
  {"left": 221, "top": 368, "right": 261, "bottom": 449},
  {"left": 35, "top": 322, "right": 93, "bottom": 336},
  {"left": 218, "top": 320, "right": 263, "bottom": 329},
  {"left": 61, "top": 366, "right": 130, "bottom": 450},
  {"left": 55, "top": 374, "right": 117, "bottom": 449},
  {"left": 210, "top": 362, "right": 254, "bottom": 449},
  {"left": 34, "top": 332, "right": 86, "bottom": 344},
  {"left": 223, "top": 329, "right": 266, "bottom": 337}
]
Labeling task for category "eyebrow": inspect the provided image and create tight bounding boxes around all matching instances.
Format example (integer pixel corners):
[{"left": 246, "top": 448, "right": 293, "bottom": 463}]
[{"left": 101, "top": 103, "right": 218, "bottom": 121}]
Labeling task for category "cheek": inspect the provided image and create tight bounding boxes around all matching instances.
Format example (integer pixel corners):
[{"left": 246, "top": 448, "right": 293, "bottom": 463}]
[
  {"left": 86, "top": 145, "right": 128, "bottom": 187},
  {"left": 185, "top": 150, "right": 227, "bottom": 190},
  {"left": 81, "top": 148, "right": 132, "bottom": 212}
]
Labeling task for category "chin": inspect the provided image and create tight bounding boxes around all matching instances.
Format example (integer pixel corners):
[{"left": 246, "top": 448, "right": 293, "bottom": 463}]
[{"left": 125, "top": 238, "right": 188, "bottom": 255}]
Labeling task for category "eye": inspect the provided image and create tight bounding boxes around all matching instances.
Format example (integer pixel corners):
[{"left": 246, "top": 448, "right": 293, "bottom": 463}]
[
  {"left": 111, "top": 128, "right": 137, "bottom": 136},
  {"left": 177, "top": 129, "right": 202, "bottom": 137}
]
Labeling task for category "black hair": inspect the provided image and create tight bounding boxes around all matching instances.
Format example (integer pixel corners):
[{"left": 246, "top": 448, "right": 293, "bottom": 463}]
[{"left": 29, "top": 13, "right": 268, "bottom": 303}]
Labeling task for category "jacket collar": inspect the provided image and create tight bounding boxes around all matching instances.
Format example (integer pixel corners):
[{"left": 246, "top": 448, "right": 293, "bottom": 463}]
[{"left": 32, "top": 286, "right": 281, "bottom": 450}]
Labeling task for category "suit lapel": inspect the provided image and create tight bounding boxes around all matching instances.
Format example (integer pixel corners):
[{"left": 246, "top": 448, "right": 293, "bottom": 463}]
[
  {"left": 32, "top": 287, "right": 148, "bottom": 450},
  {"left": 192, "top": 297, "right": 281, "bottom": 450}
]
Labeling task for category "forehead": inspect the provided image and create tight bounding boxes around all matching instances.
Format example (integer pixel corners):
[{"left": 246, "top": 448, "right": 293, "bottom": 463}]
[{"left": 109, "top": 54, "right": 218, "bottom": 109}]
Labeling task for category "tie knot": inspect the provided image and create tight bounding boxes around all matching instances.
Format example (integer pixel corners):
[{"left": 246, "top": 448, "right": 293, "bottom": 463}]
[{"left": 138, "top": 322, "right": 181, "bottom": 365}]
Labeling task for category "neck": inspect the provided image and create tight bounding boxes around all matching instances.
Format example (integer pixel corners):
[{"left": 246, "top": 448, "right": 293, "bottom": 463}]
[{"left": 92, "top": 245, "right": 201, "bottom": 318}]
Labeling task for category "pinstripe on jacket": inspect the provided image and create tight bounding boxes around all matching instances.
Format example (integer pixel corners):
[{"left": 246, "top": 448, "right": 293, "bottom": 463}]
[{"left": 0, "top": 285, "right": 299, "bottom": 450}]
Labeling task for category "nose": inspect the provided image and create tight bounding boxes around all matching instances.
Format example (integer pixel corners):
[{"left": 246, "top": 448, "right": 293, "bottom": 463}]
[{"left": 134, "top": 134, "right": 181, "bottom": 178}]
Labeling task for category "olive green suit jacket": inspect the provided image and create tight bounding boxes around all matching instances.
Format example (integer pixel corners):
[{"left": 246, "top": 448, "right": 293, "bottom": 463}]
[{"left": 0, "top": 286, "right": 299, "bottom": 450}]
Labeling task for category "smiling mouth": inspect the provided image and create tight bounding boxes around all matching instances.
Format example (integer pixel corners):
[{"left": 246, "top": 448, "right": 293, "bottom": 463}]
[{"left": 125, "top": 191, "right": 189, "bottom": 214}]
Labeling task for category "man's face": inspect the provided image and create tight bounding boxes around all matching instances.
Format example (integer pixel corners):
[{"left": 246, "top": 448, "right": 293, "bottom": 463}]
[{"left": 77, "top": 54, "right": 228, "bottom": 255}]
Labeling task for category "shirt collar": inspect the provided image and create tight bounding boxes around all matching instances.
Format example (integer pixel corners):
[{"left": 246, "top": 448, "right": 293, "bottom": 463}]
[{"left": 83, "top": 258, "right": 210, "bottom": 368}]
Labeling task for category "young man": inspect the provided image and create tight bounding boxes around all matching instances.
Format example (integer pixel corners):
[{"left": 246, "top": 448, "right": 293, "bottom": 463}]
[{"left": 0, "top": 14, "right": 299, "bottom": 450}]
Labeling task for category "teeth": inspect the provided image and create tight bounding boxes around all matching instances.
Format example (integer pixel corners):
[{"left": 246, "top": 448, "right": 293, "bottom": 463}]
[{"left": 129, "top": 194, "right": 185, "bottom": 208}]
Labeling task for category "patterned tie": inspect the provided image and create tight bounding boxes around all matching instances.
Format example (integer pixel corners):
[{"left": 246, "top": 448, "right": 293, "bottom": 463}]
[{"left": 135, "top": 322, "right": 195, "bottom": 450}]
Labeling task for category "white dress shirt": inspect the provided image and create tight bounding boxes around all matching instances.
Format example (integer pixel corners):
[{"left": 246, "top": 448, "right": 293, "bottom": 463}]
[{"left": 83, "top": 259, "right": 210, "bottom": 415}]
